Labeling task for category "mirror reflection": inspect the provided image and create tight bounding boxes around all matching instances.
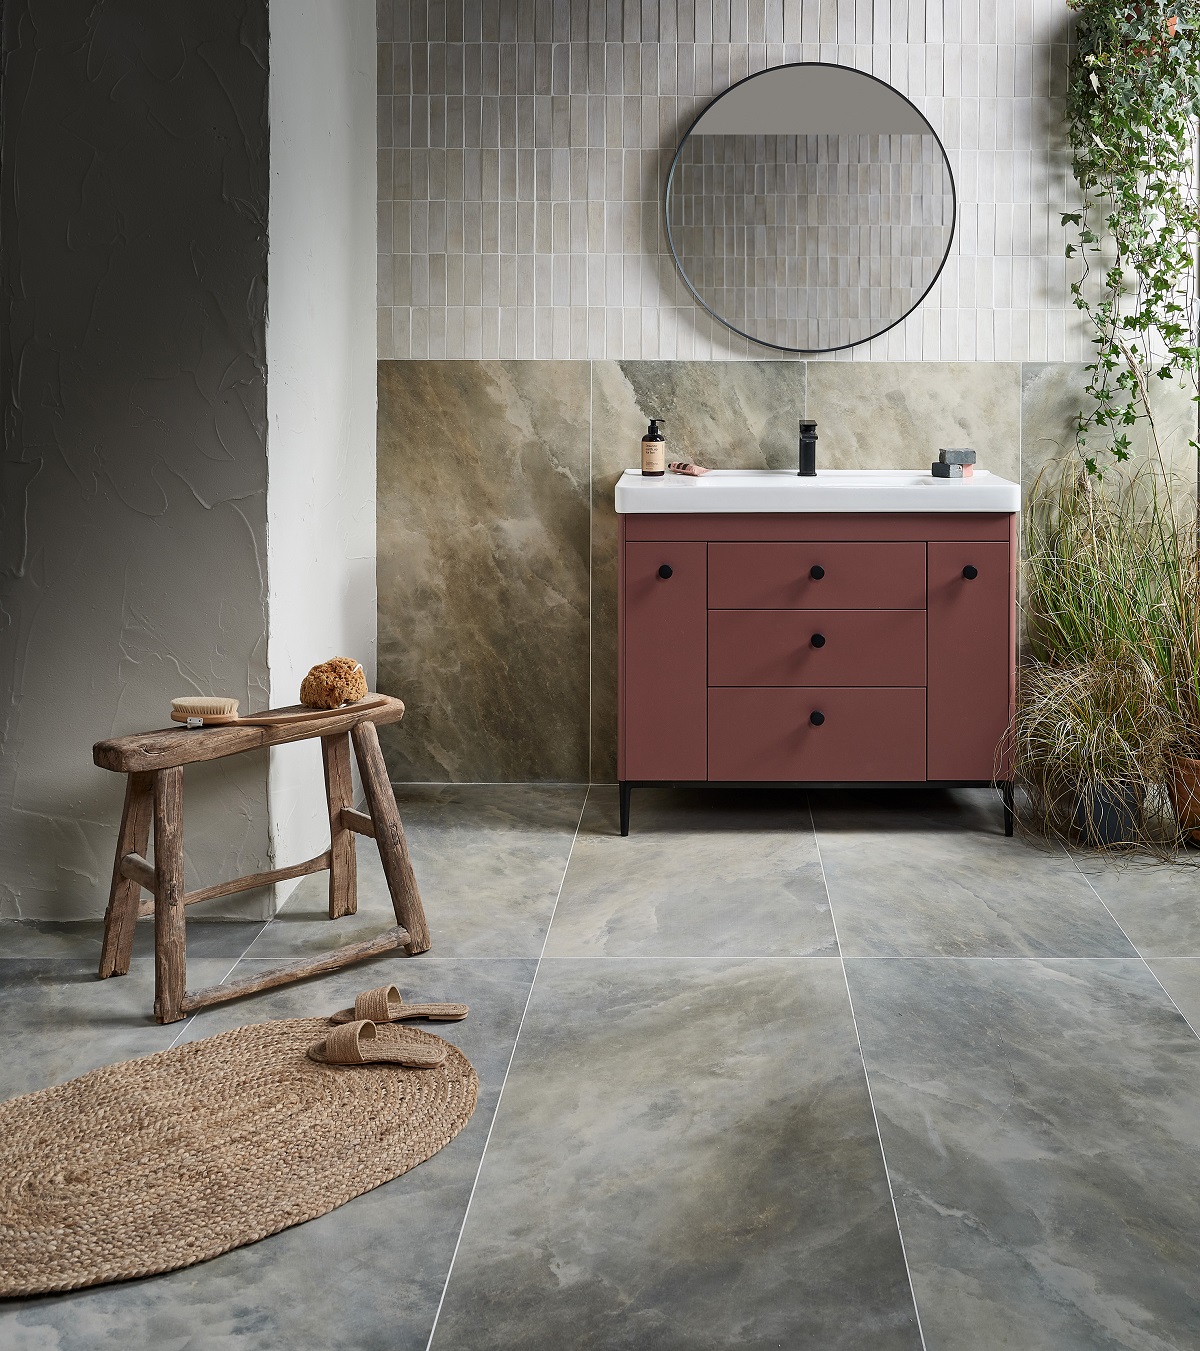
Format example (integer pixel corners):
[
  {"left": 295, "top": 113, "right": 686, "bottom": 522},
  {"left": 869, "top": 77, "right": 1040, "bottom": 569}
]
[{"left": 665, "top": 64, "right": 956, "bottom": 353}]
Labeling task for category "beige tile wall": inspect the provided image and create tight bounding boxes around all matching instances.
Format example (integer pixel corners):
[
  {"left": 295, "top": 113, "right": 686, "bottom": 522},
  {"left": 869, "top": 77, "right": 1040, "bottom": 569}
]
[{"left": 377, "top": 0, "right": 1086, "bottom": 362}]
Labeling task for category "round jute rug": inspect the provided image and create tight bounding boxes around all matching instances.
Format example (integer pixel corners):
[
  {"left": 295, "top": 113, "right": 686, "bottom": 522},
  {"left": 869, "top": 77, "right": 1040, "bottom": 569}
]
[{"left": 0, "top": 1018, "right": 477, "bottom": 1297}]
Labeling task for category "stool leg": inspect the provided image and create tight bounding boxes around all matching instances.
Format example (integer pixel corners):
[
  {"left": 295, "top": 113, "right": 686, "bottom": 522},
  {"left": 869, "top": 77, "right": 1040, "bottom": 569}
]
[
  {"left": 350, "top": 720, "right": 431, "bottom": 954},
  {"left": 152, "top": 767, "right": 187, "bottom": 1024},
  {"left": 321, "top": 732, "right": 358, "bottom": 919},
  {"left": 99, "top": 771, "right": 154, "bottom": 978}
]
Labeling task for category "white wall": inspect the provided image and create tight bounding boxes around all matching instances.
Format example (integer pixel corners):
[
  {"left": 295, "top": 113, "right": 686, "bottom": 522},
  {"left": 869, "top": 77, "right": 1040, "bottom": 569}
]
[
  {"left": 377, "top": 0, "right": 1084, "bottom": 362},
  {"left": 267, "top": 0, "right": 379, "bottom": 901},
  {"left": 0, "top": 2, "right": 274, "bottom": 921}
]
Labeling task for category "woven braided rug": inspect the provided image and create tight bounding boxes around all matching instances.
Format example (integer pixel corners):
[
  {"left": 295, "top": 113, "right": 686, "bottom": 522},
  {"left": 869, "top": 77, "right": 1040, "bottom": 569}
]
[{"left": 0, "top": 1018, "right": 477, "bottom": 1297}]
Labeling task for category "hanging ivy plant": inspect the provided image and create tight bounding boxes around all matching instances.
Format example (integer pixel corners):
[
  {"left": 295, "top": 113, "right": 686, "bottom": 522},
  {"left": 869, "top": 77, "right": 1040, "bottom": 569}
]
[{"left": 1063, "top": 0, "right": 1200, "bottom": 475}]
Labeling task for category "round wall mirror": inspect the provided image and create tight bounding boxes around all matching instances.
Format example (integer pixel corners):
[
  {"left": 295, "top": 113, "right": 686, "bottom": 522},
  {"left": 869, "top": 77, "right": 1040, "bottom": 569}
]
[{"left": 665, "top": 63, "right": 956, "bottom": 353}]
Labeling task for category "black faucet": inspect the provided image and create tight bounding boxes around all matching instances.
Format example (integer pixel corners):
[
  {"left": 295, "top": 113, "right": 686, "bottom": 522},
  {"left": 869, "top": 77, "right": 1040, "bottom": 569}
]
[{"left": 798, "top": 420, "right": 817, "bottom": 476}]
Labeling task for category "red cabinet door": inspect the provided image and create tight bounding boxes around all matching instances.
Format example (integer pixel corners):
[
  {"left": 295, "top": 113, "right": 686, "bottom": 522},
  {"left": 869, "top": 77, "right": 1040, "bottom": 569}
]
[
  {"left": 621, "top": 540, "right": 707, "bottom": 780},
  {"left": 927, "top": 540, "right": 1015, "bottom": 780}
]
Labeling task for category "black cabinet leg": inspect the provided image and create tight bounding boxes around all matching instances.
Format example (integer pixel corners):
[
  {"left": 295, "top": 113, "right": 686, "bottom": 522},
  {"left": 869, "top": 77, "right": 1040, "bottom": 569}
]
[
  {"left": 1002, "top": 781, "right": 1014, "bottom": 837},
  {"left": 619, "top": 782, "right": 632, "bottom": 837}
]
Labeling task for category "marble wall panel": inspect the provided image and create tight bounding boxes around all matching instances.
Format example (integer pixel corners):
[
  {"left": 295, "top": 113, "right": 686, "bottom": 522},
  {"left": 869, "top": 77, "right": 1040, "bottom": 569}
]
[
  {"left": 377, "top": 361, "right": 590, "bottom": 780},
  {"left": 805, "top": 360, "right": 1022, "bottom": 481},
  {"left": 589, "top": 360, "right": 806, "bottom": 780},
  {"left": 1020, "top": 362, "right": 1198, "bottom": 506}
]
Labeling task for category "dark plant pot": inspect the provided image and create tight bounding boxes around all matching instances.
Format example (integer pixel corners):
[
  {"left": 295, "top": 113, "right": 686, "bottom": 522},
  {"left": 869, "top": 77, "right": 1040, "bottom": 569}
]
[
  {"left": 1070, "top": 782, "right": 1144, "bottom": 848},
  {"left": 1167, "top": 754, "right": 1200, "bottom": 844}
]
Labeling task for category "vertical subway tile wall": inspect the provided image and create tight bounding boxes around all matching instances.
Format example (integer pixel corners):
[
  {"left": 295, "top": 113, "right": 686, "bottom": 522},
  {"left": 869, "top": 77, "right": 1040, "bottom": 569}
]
[
  {"left": 378, "top": 0, "right": 1083, "bottom": 363},
  {"left": 376, "top": 2, "right": 1196, "bottom": 784}
]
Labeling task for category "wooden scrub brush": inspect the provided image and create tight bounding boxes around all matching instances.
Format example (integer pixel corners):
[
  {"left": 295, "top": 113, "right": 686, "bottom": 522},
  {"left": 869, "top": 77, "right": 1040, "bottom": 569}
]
[{"left": 170, "top": 695, "right": 387, "bottom": 729}]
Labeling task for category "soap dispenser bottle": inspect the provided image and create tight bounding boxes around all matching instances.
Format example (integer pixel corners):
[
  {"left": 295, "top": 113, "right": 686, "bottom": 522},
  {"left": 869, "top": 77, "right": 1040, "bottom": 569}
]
[{"left": 641, "top": 419, "right": 666, "bottom": 476}]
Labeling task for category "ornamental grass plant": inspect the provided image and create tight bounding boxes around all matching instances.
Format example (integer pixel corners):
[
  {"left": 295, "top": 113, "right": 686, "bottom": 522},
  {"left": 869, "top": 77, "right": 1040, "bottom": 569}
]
[{"left": 1015, "top": 462, "right": 1200, "bottom": 851}]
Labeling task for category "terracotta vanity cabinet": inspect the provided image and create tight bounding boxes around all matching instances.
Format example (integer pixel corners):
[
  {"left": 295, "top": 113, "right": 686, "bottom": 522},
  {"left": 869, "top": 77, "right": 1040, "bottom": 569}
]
[{"left": 618, "top": 511, "right": 1017, "bottom": 833}]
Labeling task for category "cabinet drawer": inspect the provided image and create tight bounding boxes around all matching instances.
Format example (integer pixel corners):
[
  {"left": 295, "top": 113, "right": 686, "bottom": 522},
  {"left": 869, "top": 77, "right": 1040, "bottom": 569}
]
[
  {"left": 709, "top": 610, "right": 926, "bottom": 687},
  {"left": 708, "top": 687, "right": 927, "bottom": 781},
  {"left": 708, "top": 542, "right": 926, "bottom": 609}
]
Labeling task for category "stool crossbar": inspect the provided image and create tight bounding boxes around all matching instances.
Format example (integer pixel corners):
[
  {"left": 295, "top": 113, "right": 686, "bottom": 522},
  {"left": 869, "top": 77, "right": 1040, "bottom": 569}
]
[{"left": 92, "top": 696, "right": 430, "bottom": 1024}]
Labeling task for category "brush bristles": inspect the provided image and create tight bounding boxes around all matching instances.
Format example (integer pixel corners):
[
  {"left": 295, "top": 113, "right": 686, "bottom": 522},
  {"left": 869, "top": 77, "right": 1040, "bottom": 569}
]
[{"left": 171, "top": 697, "right": 239, "bottom": 717}]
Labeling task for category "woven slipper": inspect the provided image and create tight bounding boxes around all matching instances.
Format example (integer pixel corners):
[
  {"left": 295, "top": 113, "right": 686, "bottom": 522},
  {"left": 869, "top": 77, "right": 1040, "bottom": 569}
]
[
  {"left": 306, "top": 1020, "right": 448, "bottom": 1069},
  {"left": 329, "top": 983, "right": 469, "bottom": 1025}
]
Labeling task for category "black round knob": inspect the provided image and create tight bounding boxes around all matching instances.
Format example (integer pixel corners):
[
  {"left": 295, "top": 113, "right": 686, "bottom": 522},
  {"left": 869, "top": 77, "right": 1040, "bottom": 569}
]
[
  {"left": 809, "top": 710, "right": 825, "bottom": 726},
  {"left": 962, "top": 564, "right": 978, "bottom": 580},
  {"left": 809, "top": 564, "right": 825, "bottom": 580},
  {"left": 657, "top": 564, "right": 673, "bottom": 580},
  {"left": 810, "top": 633, "right": 826, "bottom": 648}
]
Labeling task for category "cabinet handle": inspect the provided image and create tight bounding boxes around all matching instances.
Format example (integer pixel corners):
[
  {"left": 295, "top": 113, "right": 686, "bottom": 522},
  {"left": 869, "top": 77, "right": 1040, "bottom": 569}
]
[
  {"left": 809, "top": 710, "right": 825, "bottom": 726},
  {"left": 809, "top": 564, "right": 825, "bottom": 580},
  {"left": 657, "top": 564, "right": 673, "bottom": 580},
  {"left": 810, "top": 633, "right": 826, "bottom": 648},
  {"left": 962, "top": 564, "right": 978, "bottom": 580}
]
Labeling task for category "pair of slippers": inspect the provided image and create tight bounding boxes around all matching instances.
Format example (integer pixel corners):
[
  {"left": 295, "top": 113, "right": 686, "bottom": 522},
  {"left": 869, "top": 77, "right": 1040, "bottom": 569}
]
[{"left": 307, "top": 984, "right": 468, "bottom": 1069}]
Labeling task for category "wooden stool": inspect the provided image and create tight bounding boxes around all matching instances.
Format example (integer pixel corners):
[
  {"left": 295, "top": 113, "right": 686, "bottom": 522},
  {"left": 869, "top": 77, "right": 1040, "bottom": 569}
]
[{"left": 92, "top": 696, "right": 430, "bottom": 1024}]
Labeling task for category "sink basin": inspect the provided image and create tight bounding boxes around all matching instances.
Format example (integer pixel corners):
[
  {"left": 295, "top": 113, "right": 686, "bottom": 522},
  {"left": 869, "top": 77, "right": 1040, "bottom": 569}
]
[{"left": 614, "top": 468, "right": 1020, "bottom": 514}]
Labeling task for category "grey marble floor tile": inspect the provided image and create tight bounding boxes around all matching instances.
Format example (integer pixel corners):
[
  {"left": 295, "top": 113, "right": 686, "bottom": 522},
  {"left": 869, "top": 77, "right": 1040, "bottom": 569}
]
[
  {"left": 430, "top": 959, "right": 921, "bottom": 1351},
  {"left": 0, "top": 919, "right": 266, "bottom": 961},
  {"left": 246, "top": 784, "right": 586, "bottom": 961},
  {"left": 0, "top": 919, "right": 102, "bottom": 959},
  {"left": 1146, "top": 958, "right": 1200, "bottom": 1035},
  {"left": 133, "top": 918, "right": 268, "bottom": 959},
  {"left": 1068, "top": 853, "right": 1200, "bottom": 957},
  {"left": 544, "top": 785, "right": 837, "bottom": 958},
  {"left": 847, "top": 957, "right": 1200, "bottom": 1351},
  {"left": 812, "top": 789, "right": 1136, "bottom": 958},
  {"left": 0, "top": 958, "right": 537, "bottom": 1351},
  {"left": 0, "top": 957, "right": 233, "bottom": 1100}
]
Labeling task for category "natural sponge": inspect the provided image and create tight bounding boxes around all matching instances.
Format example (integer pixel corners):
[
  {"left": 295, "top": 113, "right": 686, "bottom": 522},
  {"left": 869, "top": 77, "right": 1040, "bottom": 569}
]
[{"left": 299, "top": 657, "right": 369, "bottom": 709}]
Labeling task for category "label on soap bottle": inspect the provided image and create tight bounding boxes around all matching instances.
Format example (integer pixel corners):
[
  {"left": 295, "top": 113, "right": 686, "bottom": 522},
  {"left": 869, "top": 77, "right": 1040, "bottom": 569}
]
[{"left": 642, "top": 437, "right": 665, "bottom": 475}]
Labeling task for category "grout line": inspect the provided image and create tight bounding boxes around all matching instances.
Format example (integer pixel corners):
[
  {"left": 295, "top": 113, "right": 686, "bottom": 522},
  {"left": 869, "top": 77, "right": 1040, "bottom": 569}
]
[
  {"left": 809, "top": 796, "right": 929, "bottom": 1351},
  {"left": 523, "top": 953, "right": 1150, "bottom": 962},
  {"left": 164, "top": 948, "right": 255, "bottom": 1050},
  {"left": 1063, "top": 849, "right": 1200, "bottom": 1042},
  {"left": 392, "top": 781, "right": 595, "bottom": 787},
  {"left": 423, "top": 785, "right": 591, "bottom": 1351},
  {"left": 587, "top": 358, "right": 594, "bottom": 785}
]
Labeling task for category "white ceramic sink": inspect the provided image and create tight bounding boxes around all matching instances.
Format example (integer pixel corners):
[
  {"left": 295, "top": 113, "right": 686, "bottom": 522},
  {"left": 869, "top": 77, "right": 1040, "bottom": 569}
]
[{"left": 615, "top": 467, "right": 1020, "bottom": 514}]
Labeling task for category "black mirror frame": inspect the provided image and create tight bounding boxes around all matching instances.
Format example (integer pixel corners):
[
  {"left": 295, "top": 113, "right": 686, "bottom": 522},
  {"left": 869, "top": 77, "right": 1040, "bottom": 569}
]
[{"left": 663, "top": 61, "right": 958, "bottom": 355}]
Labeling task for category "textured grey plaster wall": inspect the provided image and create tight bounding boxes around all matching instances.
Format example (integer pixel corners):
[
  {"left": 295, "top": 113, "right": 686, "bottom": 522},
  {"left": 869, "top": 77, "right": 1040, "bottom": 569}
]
[{"left": 0, "top": 1, "right": 273, "bottom": 918}]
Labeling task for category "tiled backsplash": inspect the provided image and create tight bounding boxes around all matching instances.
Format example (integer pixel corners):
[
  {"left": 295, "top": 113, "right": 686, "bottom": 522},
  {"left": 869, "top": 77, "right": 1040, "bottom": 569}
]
[{"left": 377, "top": 0, "right": 1085, "bottom": 361}]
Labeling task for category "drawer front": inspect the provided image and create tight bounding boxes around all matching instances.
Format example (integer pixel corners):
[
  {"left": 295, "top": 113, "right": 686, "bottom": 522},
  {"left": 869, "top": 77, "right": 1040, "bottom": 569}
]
[
  {"left": 708, "top": 687, "right": 927, "bottom": 781},
  {"left": 709, "top": 542, "right": 926, "bottom": 610},
  {"left": 709, "top": 610, "right": 926, "bottom": 687}
]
